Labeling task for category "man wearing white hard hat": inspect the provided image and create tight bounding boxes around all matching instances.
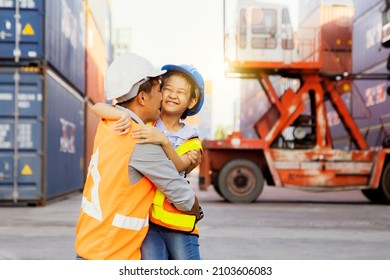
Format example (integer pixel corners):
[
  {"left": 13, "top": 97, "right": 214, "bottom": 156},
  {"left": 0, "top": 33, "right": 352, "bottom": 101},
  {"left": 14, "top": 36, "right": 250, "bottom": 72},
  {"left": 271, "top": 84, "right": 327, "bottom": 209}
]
[{"left": 75, "top": 53, "right": 200, "bottom": 260}]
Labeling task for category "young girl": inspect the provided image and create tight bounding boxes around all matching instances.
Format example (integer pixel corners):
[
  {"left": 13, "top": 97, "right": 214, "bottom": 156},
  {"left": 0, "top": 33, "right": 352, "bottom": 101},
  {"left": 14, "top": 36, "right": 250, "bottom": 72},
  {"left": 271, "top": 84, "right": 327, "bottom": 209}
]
[{"left": 92, "top": 64, "right": 205, "bottom": 260}]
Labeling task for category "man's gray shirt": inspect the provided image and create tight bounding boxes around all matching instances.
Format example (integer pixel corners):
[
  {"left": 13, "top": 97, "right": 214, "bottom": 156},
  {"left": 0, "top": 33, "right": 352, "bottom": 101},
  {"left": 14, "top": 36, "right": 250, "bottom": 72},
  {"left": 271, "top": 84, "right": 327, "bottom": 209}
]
[{"left": 116, "top": 105, "right": 195, "bottom": 212}]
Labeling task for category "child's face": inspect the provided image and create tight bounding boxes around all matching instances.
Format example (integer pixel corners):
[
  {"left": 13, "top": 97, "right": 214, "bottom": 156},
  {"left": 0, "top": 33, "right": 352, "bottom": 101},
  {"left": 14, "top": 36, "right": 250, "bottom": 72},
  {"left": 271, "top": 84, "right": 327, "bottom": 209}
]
[{"left": 161, "top": 75, "right": 197, "bottom": 116}]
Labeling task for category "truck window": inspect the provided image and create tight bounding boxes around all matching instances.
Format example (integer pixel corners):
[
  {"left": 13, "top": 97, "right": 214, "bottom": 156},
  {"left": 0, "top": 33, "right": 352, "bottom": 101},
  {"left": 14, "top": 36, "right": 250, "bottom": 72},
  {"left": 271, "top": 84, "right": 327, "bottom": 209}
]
[
  {"left": 251, "top": 8, "right": 277, "bottom": 35},
  {"left": 281, "top": 8, "right": 294, "bottom": 50},
  {"left": 239, "top": 8, "right": 247, "bottom": 49},
  {"left": 251, "top": 8, "right": 277, "bottom": 49},
  {"left": 282, "top": 7, "right": 290, "bottom": 24}
]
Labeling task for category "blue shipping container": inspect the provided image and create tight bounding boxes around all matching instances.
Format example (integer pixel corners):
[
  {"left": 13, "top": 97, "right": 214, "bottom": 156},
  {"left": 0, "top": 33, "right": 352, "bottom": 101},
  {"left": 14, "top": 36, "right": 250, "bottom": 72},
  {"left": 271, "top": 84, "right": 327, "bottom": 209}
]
[
  {"left": 352, "top": 65, "right": 390, "bottom": 129},
  {"left": 352, "top": 2, "right": 390, "bottom": 73},
  {"left": 326, "top": 65, "right": 390, "bottom": 148},
  {"left": 0, "top": 0, "right": 85, "bottom": 94},
  {"left": 0, "top": 1, "right": 44, "bottom": 59},
  {"left": 333, "top": 127, "right": 389, "bottom": 150},
  {"left": 298, "top": 0, "right": 353, "bottom": 25},
  {"left": 45, "top": 70, "right": 84, "bottom": 199},
  {"left": 0, "top": 67, "right": 84, "bottom": 205},
  {"left": 0, "top": 68, "right": 44, "bottom": 203},
  {"left": 326, "top": 92, "right": 352, "bottom": 140},
  {"left": 353, "top": 0, "right": 383, "bottom": 20}
]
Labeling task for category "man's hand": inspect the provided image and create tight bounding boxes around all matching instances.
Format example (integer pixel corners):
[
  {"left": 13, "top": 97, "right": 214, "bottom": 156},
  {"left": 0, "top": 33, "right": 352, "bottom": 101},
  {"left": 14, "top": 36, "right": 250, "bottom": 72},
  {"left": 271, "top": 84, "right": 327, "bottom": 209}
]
[{"left": 184, "top": 196, "right": 201, "bottom": 221}]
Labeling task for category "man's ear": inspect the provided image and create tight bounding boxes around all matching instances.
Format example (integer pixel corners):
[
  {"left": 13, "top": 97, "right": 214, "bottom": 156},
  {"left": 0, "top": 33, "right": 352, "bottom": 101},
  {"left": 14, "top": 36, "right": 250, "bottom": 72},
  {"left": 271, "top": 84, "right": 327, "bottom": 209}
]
[{"left": 137, "top": 92, "right": 146, "bottom": 105}]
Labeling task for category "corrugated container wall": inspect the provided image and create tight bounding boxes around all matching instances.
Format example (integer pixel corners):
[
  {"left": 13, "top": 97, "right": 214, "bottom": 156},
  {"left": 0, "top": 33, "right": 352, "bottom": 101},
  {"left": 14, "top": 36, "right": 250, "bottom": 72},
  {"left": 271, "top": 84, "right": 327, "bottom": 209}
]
[
  {"left": 353, "top": 0, "right": 382, "bottom": 19},
  {"left": 85, "top": 0, "right": 112, "bottom": 169},
  {"left": 0, "top": 1, "right": 44, "bottom": 61},
  {"left": 87, "top": 0, "right": 112, "bottom": 63},
  {"left": 84, "top": 101, "right": 100, "bottom": 176},
  {"left": 298, "top": 1, "right": 353, "bottom": 73},
  {"left": 45, "top": 0, "right": 85, "bottom": 93},
  {"left": 0, "top": 0, "right": 92, "bottom": 205},
  {"left": 239, "top": 79, "right": 271, "bottom": 138},
  {"left": 343, "top": 1, "right": 390, "bottom": 151},
  {"left": 351, "top": 65, "right": 390, "bottom": 130},
  {"left": 85, "top": 0, "right": 110, "bottom": 104},
  {"left": 0, "top": 68, "right": 84, "bottom": 205},
  {"left": 45, "top": 71, "right": 85, "bottom": 198},
  {"left": 299, "top": 0, "right": 354, "bottom": 24},
  {"left": 0, "top": 69, "right": 43, "bottom": 203},
  {"left": 325, "top": 68, "right": 390, "bottom": 149},
  {"left": 0, "top": 0, "right": 86, "bottom": 94},
  {"left": 239, "top": 76, "right": 299, "bottom": 138},
  {"left": 352, "top": 2, "right": 389, "bottom": 73}
]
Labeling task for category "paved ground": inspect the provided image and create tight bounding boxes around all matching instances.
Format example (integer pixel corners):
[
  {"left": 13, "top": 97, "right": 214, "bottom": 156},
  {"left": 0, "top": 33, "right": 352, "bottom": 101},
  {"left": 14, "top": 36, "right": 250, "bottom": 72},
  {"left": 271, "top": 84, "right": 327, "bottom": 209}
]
[{"left": 1, "top": 172, "right": 390, "bottom": 260}]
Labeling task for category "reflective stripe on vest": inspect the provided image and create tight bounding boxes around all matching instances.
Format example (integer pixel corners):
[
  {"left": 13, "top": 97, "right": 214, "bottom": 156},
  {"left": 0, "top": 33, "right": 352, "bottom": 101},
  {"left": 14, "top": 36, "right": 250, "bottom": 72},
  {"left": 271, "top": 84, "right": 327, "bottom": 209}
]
[
  {"left": 75, "top": 119, "right": 156, "bottom": 260},
  {"left": 150, "top": 189, "right": 197, "bottom": 232},
  {"left": 149, "top": 137, "right": 202, "bottom": 234}
]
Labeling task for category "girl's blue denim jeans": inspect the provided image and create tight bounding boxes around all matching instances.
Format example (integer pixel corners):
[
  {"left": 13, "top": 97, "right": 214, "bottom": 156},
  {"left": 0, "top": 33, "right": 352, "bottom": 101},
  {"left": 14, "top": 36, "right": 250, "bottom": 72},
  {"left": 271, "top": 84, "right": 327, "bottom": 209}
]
[{"left": 141, "top": 222, "right": 201, "bottom": 260}]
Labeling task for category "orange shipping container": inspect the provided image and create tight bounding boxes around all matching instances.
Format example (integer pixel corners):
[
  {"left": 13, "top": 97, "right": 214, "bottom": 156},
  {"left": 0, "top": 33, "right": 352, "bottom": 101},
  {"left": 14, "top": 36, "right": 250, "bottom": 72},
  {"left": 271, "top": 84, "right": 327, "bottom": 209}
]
[
  {"left": 86, "top": 10, "right": 109, "bottom": 104},
  {"left": 298, "top": 4, "right": 353, "bottom": 73},
  {"left": 85, "top": 101, "right": 101, "bottom": 175}
]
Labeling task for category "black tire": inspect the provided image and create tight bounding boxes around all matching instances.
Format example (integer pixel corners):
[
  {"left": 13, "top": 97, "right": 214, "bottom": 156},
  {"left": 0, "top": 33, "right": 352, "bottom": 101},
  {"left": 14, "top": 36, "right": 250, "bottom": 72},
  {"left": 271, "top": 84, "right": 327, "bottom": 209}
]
[
  {"left": 212, "top": 183, "right": 222, "bottom": 196},
  {"left": 211, "top": 174, "right": 223, "bottom": 196},
  {"left": 378, "top": 163, "right": 390, "bottom": 203},
  {"left": 218, "top": 159, "right": 264, "bottom": 203},
  {"left": 361, "top": 189, "right": 383, "bottom": 203},
  {"left": 362, "top": 163, "right": 390, "bottom": 204}
]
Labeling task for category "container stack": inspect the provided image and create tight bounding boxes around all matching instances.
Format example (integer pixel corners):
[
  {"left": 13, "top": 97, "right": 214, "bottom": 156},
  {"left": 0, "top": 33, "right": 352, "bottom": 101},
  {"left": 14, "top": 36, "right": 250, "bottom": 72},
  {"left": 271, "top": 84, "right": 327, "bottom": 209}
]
[
  {"left": 351, "top": 0, "right": 390, "bottom": 148},
  {"left": 239, "top": 77, "right": 300, "bottom": 138},
  {"left": 0, "top": 0, "right": 110, "bottom": 205},
  {"left": 327, "top": 0, "right": 390, "bottom": 149},
  {"left": 84, "top": 0, "right": 112, "bottom": 176},
  {"left": 297, "top": 0, "right": 354, "bottom": 73}
]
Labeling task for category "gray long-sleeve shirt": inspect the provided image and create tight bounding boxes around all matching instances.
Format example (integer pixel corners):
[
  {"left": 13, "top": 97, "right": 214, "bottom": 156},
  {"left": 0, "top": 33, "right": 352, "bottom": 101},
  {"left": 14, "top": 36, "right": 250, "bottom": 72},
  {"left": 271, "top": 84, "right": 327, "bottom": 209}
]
[{"left": 117, "top": 106, "right": 195, "bottom": 212}]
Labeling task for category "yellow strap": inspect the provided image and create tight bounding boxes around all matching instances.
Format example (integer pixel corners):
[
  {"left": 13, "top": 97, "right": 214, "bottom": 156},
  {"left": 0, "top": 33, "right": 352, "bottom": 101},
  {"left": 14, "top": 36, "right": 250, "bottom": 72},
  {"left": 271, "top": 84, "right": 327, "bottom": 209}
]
[
  {"left": 176, "top": 138, "right": 203, "bottom": 156},
  {"left": 151, "top": 203, "right": 197, "bottom": 230}
]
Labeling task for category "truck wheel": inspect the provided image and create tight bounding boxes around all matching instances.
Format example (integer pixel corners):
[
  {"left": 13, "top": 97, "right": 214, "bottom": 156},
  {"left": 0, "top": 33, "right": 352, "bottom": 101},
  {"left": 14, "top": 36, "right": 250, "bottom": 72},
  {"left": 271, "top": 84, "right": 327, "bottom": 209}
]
[
  {"left": 218, "top": 159, "right": 264, "bottom": 203},
  {"left": 211, "top": 175, "right": 223, "bottom": 196},
  {"left": 361, "top": 189, "right": 383, "bottom": 203},
  {"left": 362, "top": 163, "right": 390, "bottom": 204},
  {"left": 213, "top": 184, "right": 222, "bottom": 196},
  {"left": 379, "top": 163, "right": 390, "bottom": 203}
]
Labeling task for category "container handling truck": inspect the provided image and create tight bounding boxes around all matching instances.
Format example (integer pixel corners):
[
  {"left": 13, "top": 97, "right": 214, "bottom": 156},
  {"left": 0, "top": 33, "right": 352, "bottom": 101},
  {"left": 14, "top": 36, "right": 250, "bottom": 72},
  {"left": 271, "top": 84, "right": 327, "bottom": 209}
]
[{"left": 198, "top": 0, "right": 390, "bottom": 204}]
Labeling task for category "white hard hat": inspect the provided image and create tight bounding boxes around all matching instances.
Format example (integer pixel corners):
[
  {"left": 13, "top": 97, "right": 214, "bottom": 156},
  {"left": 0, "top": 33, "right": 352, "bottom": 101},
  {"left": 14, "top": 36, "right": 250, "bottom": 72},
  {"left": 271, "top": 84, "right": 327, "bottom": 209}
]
[{"left": 104, "top": 53, "right": 166, "bottom": 102}]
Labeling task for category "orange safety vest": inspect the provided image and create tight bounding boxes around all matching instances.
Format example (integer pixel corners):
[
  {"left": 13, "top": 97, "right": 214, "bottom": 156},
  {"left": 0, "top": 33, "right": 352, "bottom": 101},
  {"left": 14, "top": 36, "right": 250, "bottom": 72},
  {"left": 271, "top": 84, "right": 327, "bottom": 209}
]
[
  {"left": 75, "top": 119, "right": 156, "bottom": 260},
  {"left": 149, "top": 137, "right": 203, "bottom": 235}
]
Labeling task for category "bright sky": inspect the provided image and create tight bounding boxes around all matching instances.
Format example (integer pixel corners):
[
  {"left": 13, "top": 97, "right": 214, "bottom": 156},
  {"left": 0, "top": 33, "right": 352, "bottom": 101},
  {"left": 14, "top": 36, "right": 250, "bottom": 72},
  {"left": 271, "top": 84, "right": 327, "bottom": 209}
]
[{"left": 111, "top": 0, "right": 299, "bottom": 136}]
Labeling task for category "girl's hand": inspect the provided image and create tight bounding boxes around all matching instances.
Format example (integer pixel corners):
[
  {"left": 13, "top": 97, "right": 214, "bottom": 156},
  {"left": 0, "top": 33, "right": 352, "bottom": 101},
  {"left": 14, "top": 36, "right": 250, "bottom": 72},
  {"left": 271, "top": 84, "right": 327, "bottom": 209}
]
[
  {"left": 132, "top": 126, "right": 169, "bottom": 145},
  {"left": 113, "top": 111, "right": 131, "bottom": 135},
  {"left": 186, "top": 149, "right": 201, "bottom": 165},
  {"left": 185, "top": 149, "right": 202, "bottom": 174}
]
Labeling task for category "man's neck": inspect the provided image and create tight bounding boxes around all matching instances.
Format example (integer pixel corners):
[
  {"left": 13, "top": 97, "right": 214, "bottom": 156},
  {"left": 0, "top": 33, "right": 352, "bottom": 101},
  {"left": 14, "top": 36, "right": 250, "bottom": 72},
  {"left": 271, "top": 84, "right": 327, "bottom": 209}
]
[{"left": 118, "top": 103, "right": 146, "bottom": 125}]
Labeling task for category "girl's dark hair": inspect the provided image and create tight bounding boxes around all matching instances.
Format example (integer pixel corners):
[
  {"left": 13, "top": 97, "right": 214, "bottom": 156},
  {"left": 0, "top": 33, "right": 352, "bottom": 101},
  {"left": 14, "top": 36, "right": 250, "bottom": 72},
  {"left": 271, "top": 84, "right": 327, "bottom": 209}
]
[{"left": 161, "top": 71, "right": 199, "bottom": 120}]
